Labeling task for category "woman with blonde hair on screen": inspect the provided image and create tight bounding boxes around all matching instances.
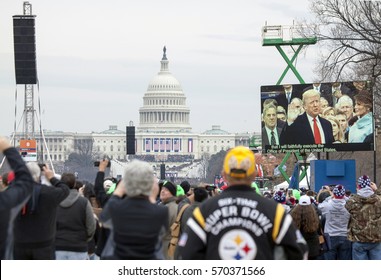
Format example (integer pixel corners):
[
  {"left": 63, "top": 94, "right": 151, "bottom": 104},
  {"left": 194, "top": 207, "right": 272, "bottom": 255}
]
[{"left": 326, "top": 116, "right": 345, "bottom": 143}]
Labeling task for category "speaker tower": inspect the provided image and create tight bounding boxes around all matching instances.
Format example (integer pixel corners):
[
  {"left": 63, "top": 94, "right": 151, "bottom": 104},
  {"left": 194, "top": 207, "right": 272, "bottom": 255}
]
[
  {"left": 13, "top": 15, "right": 37, "bottom": 84},
  {"left": 126, "top": 126, "right": 135, "bottom": 155},
  {"left": 160, "top": 163, "right": 166, "bottom": 180}
]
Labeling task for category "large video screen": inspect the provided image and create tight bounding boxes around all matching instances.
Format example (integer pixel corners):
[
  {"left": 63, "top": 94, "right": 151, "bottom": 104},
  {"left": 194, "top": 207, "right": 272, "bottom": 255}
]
[{"left": 260, "top": 81, "right": 374, "bottom": 153}]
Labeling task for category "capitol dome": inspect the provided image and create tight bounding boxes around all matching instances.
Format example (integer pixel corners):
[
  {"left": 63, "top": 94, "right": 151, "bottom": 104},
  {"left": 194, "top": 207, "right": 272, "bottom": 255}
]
[
  {"left": 138, "top": 47, "right": 191, "bottom": 133},
  {"left": 148, "top": 72, "right": 182, "bottom": 91}
]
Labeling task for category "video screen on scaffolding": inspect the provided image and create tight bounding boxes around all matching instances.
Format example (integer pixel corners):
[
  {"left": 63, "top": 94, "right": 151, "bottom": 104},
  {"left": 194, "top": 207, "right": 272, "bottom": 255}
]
[{"left": 260, "top": 81, "right": 374, "bottom": 153}]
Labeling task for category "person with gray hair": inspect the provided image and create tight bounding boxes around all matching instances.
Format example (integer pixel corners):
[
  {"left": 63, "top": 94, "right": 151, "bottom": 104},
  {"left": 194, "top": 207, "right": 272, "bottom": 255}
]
[
  {"left": 335, "top": 95, "right": 354, "bottom": 122},
  {"left": 262, "top": 104, "right": 282, "bottom": 147},
  {"left": 100, "top": 159, "right": 168, "bottom": 259},
  {"left": 13, "top": 162, "right": 70, "bottom": 259},
  {"left": 290, "top": 97, "right": 304, "bottom": 115}
]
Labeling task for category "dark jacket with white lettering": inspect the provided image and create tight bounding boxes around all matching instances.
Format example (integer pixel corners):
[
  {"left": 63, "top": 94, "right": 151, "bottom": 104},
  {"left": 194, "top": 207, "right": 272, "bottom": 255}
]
[{"left": 177, "top": 185, "right": 308, "bottom": 260}]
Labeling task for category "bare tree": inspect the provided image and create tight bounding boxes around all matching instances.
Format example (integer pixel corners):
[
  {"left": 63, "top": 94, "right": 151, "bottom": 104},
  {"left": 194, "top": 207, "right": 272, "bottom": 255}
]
[
  {"left": 205, "top": 150, "right": 227, "bottom": 183},
  {"left": 299, "top": 1, "right": 380, "bottom": 117},
  {"left": 199, "top": 152, "right": 211, "bottom": 180},
  {"left": 298, "top": 0, "right": 381, "bottom": 182},
  {"left": 301, "top": 0, "right": 381, "bottom": 81},
  {"left": 64, "top": 138, "right": 101, "bottom": 181}
]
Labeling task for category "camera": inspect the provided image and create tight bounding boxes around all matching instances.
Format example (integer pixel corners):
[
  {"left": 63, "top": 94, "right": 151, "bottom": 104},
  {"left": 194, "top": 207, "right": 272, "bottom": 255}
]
[
  {"left": 38, "top": 163, "right": 46, "bottom": 171},
  {"left": 205, "top": 185, "right": 216, "bottom": 191},
  {"left": 94, "top": 161, "right": 111, "bottom": 167}
]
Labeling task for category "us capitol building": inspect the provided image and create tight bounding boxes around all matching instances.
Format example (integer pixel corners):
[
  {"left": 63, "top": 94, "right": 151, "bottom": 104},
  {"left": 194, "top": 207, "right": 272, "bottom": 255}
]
[{"left": 12, "top": 48, "right": 258, "bottom": 170}]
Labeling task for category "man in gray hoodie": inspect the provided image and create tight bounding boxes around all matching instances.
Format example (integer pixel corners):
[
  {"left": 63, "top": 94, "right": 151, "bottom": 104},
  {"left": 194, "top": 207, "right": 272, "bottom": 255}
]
[
  {"left": 55, "top": 173, "right": 96, "bottom": 260},
  {"left": 319, "top": 184, "right": 351, "bottom": 260}
]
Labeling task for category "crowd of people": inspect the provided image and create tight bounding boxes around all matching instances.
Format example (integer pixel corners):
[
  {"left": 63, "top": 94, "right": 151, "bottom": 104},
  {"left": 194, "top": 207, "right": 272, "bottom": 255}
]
[
  {"left": 261, "top": 81, "right": 373, "bottom": 148},
  {"left": 1, "top": 138, "right": 381, "bottom": 260}
]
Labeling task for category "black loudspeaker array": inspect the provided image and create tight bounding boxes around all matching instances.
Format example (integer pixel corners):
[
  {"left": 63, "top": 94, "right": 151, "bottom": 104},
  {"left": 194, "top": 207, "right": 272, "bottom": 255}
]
[
  {"left": 126, "top": 126, "right": 135, "bottom": 155},
  {"left": 13, "top": 15, "right": 37, "bottom": 84},
  {"left": 160, "top": 163, "right": 166, "bottom": 180}
]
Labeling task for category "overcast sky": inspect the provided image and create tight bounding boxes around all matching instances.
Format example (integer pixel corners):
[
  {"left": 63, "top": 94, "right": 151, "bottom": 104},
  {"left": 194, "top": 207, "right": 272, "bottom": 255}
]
[{"left": 0, "top": 0, "right": 318, "bottom": 137}]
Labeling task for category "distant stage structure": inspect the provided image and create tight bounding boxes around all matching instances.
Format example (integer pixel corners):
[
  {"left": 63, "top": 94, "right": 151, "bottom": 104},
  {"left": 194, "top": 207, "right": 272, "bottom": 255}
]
[{"left": 10, "top": 47, "right": 259, "bottom": 178}]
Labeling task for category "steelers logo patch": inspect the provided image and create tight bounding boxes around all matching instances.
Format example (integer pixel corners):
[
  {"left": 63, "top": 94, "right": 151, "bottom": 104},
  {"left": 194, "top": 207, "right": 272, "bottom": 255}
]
[{"left": 218, "top": 230, "right": 257, "bottom": 260}]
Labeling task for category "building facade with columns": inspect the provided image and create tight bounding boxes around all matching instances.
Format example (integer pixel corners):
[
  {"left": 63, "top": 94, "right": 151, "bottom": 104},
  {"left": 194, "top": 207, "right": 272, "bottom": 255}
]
[
  {"left": 11, "top": 48, "right": 254, "bottom": 165},
  {"left": 133, "top": 47, "right": 238, "bottom": 161}
]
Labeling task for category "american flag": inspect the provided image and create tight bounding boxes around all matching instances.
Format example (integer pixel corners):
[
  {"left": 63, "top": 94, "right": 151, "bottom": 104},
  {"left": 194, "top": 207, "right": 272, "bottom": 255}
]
[
  {"left": 173, "top": 138, "right": 180, "bottom": 152},
  {"left": 166, "top": 138, "right": 171, "bottom": 152},
  {"left": 153, "top": 138, "right": 159, "bottom": 152},
  {"left": 214, "top": 175, "right": 220, "bottom": 186},
  {"left": 214, "top": 175, "right": 228, "bottom": 190},
  {"left": 188, "top": 138, "right": 193, "bottom": 153},
  {"left": 145, "top": 138, "right": 151, "bottom": 152},
  {"left": 160, "top": 138, "right": 165, "bottom": 152},
  {"left": 256, "top": 164, "right": 264, "bottom": 177}
]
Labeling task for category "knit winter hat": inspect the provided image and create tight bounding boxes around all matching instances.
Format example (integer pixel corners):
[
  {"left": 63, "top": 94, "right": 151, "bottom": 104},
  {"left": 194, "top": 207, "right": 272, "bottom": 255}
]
[
  {"left": 176, "top": 185, "right": 185, "bottom": 196},
  {"left": 333, "top": 184, "right": 346, "bottom": 198},
  {"left": 358, "top": 175, "right": 371, "bottom": 189},
  {"left": 162, "top": 181, "right": 177, "bottom": 197},
  {"left": 292, "top": 189, "right": 301, "bottom": 200},
  {"left": 299, "top": 187, "right": 307, "bottom": 194},
  {"left": 180, "top": 180, "right": 191, "bottom": 194},
  {"left": 194, "top": 188, "right": 208, "bottom": 203},
  {"left": 289, "top": 197, "right": 296, "bottom": 205},
  {"left": 273, "top": 191, "right": 286, "bottom": 203}
]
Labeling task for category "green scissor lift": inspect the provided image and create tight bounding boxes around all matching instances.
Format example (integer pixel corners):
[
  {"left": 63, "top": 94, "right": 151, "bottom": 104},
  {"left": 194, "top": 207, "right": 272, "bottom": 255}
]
[{"left": 260, "top": 24, "right": 317, "bottom": 184}]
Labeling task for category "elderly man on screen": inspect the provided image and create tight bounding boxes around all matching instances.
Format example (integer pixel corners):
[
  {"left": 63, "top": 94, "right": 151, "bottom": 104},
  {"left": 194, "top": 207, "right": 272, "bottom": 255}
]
[{"left": 280, "top": 89, "right": 334, "bottom": 145}]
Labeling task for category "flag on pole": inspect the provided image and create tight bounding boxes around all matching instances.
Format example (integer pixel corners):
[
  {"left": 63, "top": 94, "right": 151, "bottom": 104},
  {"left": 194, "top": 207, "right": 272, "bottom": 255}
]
[
  {"left": 145, "top": 138, "right": 151, "bottom": 152},
  {"left": 153, "top": 138, "right": 159, "bottom": 152},
  {"left": 289, "top": 163, "right": 299, "bottom": 190}
]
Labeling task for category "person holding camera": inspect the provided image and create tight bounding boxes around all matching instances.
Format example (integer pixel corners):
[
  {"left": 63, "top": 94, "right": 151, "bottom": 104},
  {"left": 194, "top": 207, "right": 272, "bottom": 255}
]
[
  {"left": 100, "top": 160, "right": 168, "bottom": 259},
  {"left": 177, "top": 146, "right": 308, "bottom": 260},
  {"left": 0, "top": 136, "right": 34, "bottom": 260},
  {"left": 92, "top": 158, "right": 116, "bottom": 259},
  {"left": 173, "top": 187, "right": 209, "bottom": 260},
  {"left": 13, "top": 162, "right": 70, "bottom": 259}
]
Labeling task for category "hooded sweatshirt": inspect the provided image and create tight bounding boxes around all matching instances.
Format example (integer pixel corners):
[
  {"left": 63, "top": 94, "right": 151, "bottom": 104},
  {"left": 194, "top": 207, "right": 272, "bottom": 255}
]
[
  {"left": 55, "top": 189, "right": 96, "bottom": 252},
  {"left": 345, "top": 188, "right": 381, "bottom": 242},
  {"left": 320, "top": 198, "right": 350, "bottom": 236}
]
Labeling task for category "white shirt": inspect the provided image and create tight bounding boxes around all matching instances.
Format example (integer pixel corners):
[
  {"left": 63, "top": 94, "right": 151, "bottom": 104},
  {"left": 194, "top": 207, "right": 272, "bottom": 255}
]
[
  {"left": 285, "top": 91, "right": 292, "bottom": 103},
  {"left": 306, "top": 114, "right": 326, "bottom": 144},
  {"left": 265, "top": 126, "right": 279, "bottom": 145}
]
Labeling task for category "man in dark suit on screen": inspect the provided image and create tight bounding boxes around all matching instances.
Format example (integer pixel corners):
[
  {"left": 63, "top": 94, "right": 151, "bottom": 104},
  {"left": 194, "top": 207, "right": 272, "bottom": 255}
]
[
  {"left": 262, "top": 104, "right": 282, "bottom": 147},
  {"left": 280, "top": 89, "right": 334, "bottom": 145},
  {"left": 276, "top": 84, "right": 302, "bottom": 114}
]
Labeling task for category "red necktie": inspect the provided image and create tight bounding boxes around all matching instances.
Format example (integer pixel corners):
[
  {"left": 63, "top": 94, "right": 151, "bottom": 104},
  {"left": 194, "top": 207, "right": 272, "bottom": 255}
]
[
  {"left": 256, "top": 164, "right": 263, "bottom": 177},
  {"left": 313, "top": 118, "right": 322, "bottom": 144}
]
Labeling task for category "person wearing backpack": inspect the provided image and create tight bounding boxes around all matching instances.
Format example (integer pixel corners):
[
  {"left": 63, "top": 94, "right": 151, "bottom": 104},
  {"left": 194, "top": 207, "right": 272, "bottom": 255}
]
[{"left": 172, "top": 187, "right": 209, "bottom": 259}]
